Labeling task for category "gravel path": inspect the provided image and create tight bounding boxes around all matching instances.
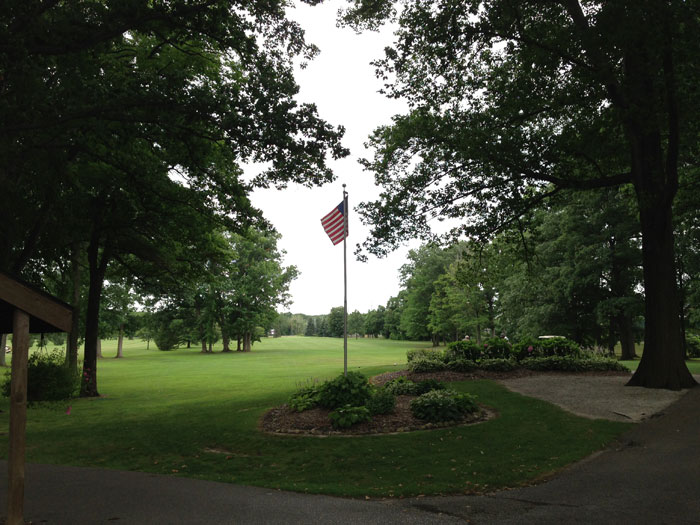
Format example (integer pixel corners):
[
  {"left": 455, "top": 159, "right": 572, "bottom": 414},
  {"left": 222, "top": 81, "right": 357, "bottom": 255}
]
[{"left": 496, "top": 373, "right": 698, "bottom": 421}]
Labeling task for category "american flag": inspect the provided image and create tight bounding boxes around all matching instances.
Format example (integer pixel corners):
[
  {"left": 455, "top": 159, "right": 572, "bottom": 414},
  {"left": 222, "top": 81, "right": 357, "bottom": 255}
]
[{"left": 321, "top": 200, "right": 348, "bottom": 245}]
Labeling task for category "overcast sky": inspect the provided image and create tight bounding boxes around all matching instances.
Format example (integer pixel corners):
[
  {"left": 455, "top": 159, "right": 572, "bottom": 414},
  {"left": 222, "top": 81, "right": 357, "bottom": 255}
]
[{"left": 248, "top": 0, "right": 418, "bottom": 316}]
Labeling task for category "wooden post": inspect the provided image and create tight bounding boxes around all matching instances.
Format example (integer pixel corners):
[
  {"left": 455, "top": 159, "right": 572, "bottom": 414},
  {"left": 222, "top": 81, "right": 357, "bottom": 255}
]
[{"left": 8, "top": 308, "right": 30, "bottom": 525}]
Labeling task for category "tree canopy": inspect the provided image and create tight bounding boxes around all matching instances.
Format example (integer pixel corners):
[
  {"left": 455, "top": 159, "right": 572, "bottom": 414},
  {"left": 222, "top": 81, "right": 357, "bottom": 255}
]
[
  {"left": 1, "top": 1, "right": 347, "bottom": 395},
  {"left": 341, "top": 0, "right": 700, "bottom": 389}
]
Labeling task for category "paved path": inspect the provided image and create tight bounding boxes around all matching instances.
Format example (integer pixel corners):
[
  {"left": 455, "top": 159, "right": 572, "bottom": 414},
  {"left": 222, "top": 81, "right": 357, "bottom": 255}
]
[{"left": 2, "top": 386, "right": 699, "bottom": 524}]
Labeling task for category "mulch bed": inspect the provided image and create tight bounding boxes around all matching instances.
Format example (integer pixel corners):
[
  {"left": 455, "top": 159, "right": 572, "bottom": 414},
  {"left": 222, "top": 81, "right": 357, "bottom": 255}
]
[
  {"left": 259, "top": 368, "right": 631, "bottom": 437},
  {"left": 259, "top": 396, "right": 495, "bottom": 436}
]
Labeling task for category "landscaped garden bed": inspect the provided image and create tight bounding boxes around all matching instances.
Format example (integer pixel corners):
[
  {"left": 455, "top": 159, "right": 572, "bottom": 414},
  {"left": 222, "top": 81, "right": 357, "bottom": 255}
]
[
  {"left": 260, "top": 337, "right": 631, "bottom": 437},
  {"left": 260, "top": 394, "right": 495, "bottom": 436},
  {"left": 261, "top": 370, "right": 496, "bottom": 436}
]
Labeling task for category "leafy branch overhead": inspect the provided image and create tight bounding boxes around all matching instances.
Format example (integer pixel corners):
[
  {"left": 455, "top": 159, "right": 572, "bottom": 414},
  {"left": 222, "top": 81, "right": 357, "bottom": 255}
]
[
  {"left": 0, "top": 0, "right": 348, "bottom": 396},
  {"left": 342, "top": 0, "right": 699, "bottom": 389}
]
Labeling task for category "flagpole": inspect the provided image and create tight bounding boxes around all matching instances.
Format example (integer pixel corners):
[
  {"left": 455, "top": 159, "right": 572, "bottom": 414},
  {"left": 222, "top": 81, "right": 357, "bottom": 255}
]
[{"left": 343, "top": 184, "right": 348, "bottom": 377}]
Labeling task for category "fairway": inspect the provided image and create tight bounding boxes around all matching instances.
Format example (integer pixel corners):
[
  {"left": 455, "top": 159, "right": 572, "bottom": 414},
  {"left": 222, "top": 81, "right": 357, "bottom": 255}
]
[{"left": 1, "top": 336, "right": 630, "bottom": 497}]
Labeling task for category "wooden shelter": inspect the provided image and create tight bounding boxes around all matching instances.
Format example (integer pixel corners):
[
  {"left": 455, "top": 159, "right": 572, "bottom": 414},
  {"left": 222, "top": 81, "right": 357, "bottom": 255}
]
[{"left": 0, "top": 272, "right": 73, "bottom": 525}]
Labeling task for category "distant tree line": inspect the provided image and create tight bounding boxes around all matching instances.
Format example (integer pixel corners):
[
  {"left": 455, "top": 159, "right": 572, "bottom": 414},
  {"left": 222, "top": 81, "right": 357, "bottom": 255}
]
[
  {"left": 290, "top": 187, "right": 700, "bottom": 361},
  {"left": 272, "top": 304, "right": 387, "bottom": 339}
]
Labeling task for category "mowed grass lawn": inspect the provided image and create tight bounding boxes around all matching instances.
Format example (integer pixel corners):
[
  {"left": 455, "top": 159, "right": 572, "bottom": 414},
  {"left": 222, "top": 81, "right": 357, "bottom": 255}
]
[
  {"left": 0, "top": 336, "right": 631, "bottom": 497},
  {"left": 617, "top": 343, "right": 700, "bottom": 375}
]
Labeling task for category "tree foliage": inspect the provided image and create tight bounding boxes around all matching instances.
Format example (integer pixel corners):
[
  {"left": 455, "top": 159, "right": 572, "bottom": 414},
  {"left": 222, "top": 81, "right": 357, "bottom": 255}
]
[
  {"left": 341, "top": 0, "right": 700, "bottom": 388},
  {"left": 1, "top": 1, "right": 347, "bottom": 394}
]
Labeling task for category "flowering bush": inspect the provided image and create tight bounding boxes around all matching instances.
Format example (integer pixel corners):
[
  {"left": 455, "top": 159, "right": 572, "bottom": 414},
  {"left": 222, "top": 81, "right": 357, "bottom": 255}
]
[{"left": 480, "top": 338, "right": 513, "bottom": 359}]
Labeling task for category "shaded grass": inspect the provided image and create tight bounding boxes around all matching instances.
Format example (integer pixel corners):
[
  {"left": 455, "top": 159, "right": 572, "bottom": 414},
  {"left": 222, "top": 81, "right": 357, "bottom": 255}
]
[{"left": 0, "top": 336, "right": 630, "bottom": 497}]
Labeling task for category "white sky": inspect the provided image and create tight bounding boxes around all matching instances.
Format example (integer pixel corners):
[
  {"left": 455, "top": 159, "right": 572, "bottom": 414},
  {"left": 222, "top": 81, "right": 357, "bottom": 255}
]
[{"left": 249, "top": 0, "right": 418, "bottom": 316}]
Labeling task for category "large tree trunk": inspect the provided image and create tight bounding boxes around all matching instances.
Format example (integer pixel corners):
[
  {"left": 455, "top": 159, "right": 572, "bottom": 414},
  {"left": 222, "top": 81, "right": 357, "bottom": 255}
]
[
  {"left": 0, "top": 333, "right": 6, "bottom": 367},
  {"left": 115, "top": 325, "right": 124, "bottom": 358},
  {"left": 242, "top": 332, "right": 252, "bottom": 352},
  {"left": 623, "top": 16, "right": 695, "bottom": 389},
  {"left": 627, "top": 193, "right": 696, "bottom": 389},
  {"left": 221, "top": 332, "right": 231, "bottom": 352},
  {"left": 81, "top": 232, "right": 110, "bottom": 397},
  {"left": 618, "top": 314, "right": 637, "bottom": 360},
  {"left": 200, "top": 339, "right": 207, "bottom": 353},
  {"left": 677, "top": 260, "right": 688, "bottom": 359},
  {"left": 66, "top": 242, "right": 81, "bottom": 372}
]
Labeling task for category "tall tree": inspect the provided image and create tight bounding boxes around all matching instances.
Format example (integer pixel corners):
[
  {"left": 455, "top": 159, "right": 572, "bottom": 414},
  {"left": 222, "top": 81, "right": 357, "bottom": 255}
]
[
  {"left": 226, "top": 228, "right": 298, "bottom": 351},
  {"left": 348, "top": 310, "right": 366, "bottom": 338},
  {"left": 327, "top": 307, "right": 346, "bottom": 338},
  {"left": 1, "top": 1, "right": 347, "bottom": 395},
  {"left": 364, "top": 306, "right": 385, "bottom": 338},
  {"left": 382, "top": 293, "right": 406, "bottom": 340},
  {"left": 342, "top": 0, "right": 699, "bottom": 388},
  {"left": 399, "top": 244, "right": 455, "bottom": 343}
]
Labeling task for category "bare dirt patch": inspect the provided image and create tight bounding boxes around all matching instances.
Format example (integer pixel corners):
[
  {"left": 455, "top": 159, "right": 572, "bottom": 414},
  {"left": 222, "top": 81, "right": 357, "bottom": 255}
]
[{"left": 497, "top": 373, "right": 694, "bottom": 422}]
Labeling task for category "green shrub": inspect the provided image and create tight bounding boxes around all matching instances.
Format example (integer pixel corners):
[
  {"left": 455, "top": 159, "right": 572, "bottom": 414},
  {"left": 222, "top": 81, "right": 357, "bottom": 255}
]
[
  {"left": 481, "top": 338, "right": 513, "bottom": 359},
  {"left": 446, "top": 338, "right": 512, "bottom": 362},
  {"left": 445, "top": 340, "right": 482, "bottom": 361},
  {"left": 686, "top": 335, "right": 700, "bottom": 358},
  {"left": 513, "top": 337, "right": 582, "bottom": 361},
  {"left": 410, "top": 390, "right": 479, "bottom": 422},
  {"left": 2, "top": 350, "right": 79, "bottom": 403},
  {"left": 329, "top": 405, "right": 371, "bottom": 429},
  {"left": 366, "top": 388, "right": 396, "bottom": 415},
  {"left": 413, "top": 378, "right": 447, "bottom": 395},
  {"left": 382, "top": 377, "right": 446, "bottom": 397},
  {"left": 406, "top": 348, "right": 446, "bottom": 362},
  {"left": 407, "top": 357, "right": 447, "bottom": 373},
  {"left": 521, "top": 356, "right": 627, "bottom": 372},
  {"left": 317, "top": 371, "right": 371, "bottom": 409},
  {"left": 540, "top": 337, "right": 581, "bottom": 357},
  {"left": 383, "top": 376, "right": 417, "bottom": 395},
  {"left": 288, "top": 385, "right": 320, "bottom": 412},
  {"left": 479, "top": 358, "right": 519, "bottom": 372},
  {"left": 153, "top": 329, "right": 181, "bottom": 351},
  {"left": 446, "top": 358, "right": 477, "bottom": 372},
  {"left": 512, "top": 337, "right": 539, "bottom": 360}
]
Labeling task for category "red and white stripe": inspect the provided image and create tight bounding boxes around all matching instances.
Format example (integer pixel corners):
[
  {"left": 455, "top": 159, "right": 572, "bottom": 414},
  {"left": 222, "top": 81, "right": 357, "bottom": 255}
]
[{"left": 321, "top": 202, "right": 348, "bottom": 245}]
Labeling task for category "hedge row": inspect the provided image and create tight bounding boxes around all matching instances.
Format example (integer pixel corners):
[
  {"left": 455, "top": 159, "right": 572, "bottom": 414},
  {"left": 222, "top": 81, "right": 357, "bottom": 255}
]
[{"left": 408, "top": 354, "right": 627, "bottom": 373}]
